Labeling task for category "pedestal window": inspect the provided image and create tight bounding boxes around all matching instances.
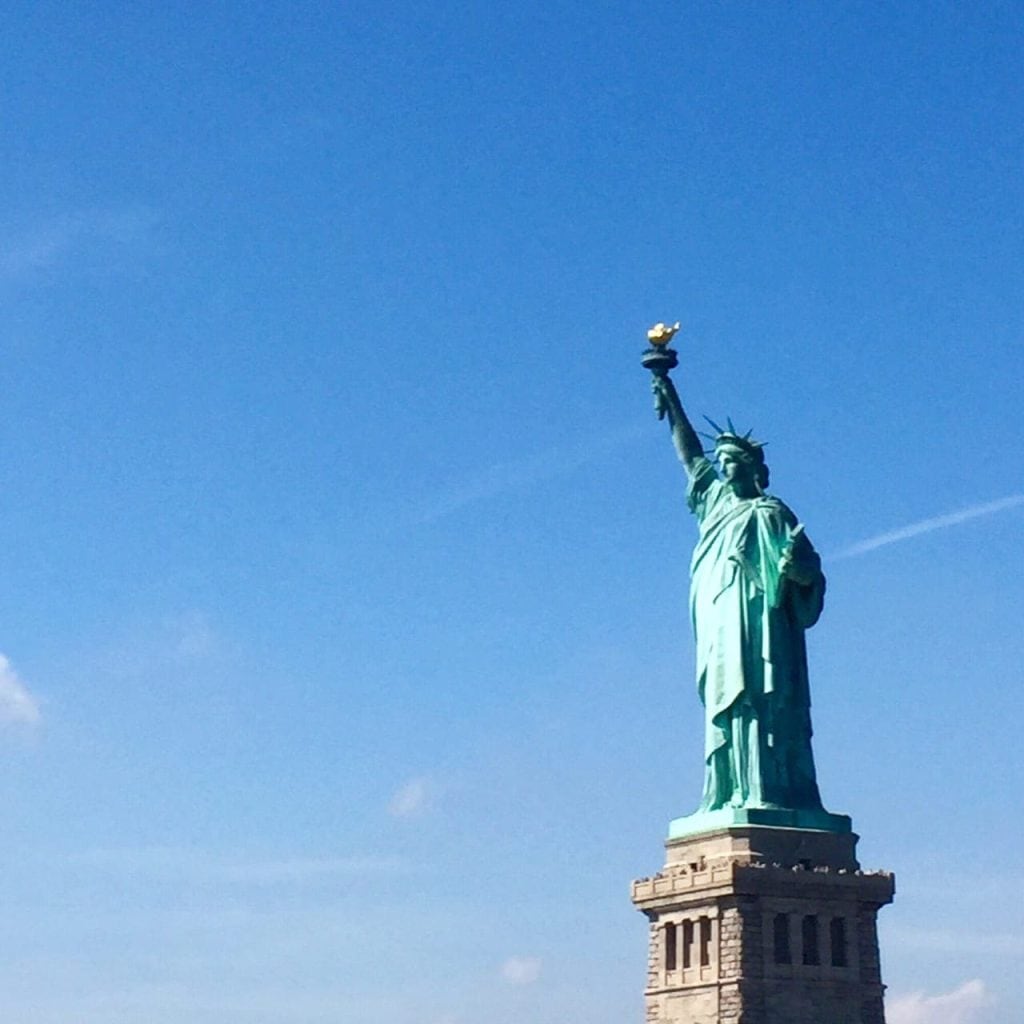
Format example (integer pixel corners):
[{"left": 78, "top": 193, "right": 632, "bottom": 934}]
[
  {"left": 664, "top": 922, "right": 677, "bottom": 971},
  {"left": 801, "top": 914, "right": 820, "bottom": 966},
  {"left": 830, "top": 916, "right": 848, "bottom": 968},
  {"left": 773, "top": 912, "right": 791, "bottom": 964}
]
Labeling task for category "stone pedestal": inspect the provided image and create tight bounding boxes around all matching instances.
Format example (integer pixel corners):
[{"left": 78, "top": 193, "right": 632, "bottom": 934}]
[{"left": 631, "top": 826, "right": 894, "bottom": 1024}]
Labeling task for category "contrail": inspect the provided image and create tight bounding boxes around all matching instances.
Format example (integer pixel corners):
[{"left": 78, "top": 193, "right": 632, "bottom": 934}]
[
  {"left": 414, "top": 421, "right": 648, "bottom": 523},
  {"left": 831, "top": 494, "right": 1024, "bottom": 560}
]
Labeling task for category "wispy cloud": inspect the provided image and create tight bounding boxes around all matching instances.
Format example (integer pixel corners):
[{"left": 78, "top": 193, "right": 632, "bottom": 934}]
[
  {"left": 832, "top": 494, "right": 1024, "bottom": 560},
  {"left": 95, "top": 610, "right": 231, "bottom": 680},
  {"left": 170, "top": 610, "right": 220, "bottom": 660},
  {"left": 388, "top": 776, "right": 433, "bottom": 818},
  {"left": 887, "top": 979, "right": 992, "bottom": 1024},
  {"left": 888, "top": 925, "right": 1024, "bottom": 957},
  {"left": 0, "top": 653, "right": 41, "bottom": 725},
  {"left": 415, "top": 422, "right": 647, "bottom": 523},
  {"left": 0, "top": 206, "right": 157, "bottom": 278},
  {"left": 500, "top": 956, "right": 542, "bottom": 985},
  {"left": 71, "top": 846, "right": 405, "bottom": 884}
]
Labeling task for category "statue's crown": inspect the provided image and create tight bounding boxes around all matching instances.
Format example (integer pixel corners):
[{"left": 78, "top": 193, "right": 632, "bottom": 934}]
[
  {"left": 702, "top": 418, "right": 766, "bottom": 462},
  {"left": 715, "top": 432, "right": 765, "bottom": 457}
]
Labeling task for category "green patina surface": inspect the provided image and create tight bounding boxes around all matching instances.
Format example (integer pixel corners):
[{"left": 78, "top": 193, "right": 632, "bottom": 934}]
[
  {"left": 668, "top": 807, "right": 852, "bottom": 840},
  {"left": 646, "top": 335, "right": 849, "bottom": 837}
]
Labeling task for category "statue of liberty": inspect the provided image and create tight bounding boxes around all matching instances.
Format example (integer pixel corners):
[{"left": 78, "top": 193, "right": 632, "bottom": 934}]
[{"left": 643, "top": 325, "right": 844, "bottom": 832}]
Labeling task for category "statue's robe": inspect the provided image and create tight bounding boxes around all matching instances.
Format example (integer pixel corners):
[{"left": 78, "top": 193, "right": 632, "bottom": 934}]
[{"left": 687, "top": 457, "right": 825, "bottom": 811}]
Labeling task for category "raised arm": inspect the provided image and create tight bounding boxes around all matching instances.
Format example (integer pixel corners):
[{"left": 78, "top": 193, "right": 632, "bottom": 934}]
[{"left": 651, "top": 373, "right": 704, "bottom": 470}]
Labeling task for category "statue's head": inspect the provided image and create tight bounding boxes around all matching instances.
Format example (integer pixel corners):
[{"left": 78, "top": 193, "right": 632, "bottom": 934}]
[{"left": 715, "top": 432, "right": 769, "bottom": 493}]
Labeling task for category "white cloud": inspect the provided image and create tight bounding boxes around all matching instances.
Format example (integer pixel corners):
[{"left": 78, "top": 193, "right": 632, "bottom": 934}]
[
  {"left": 887, "top": 980, "right": 992, "bottom": 1024},
  {"left": 832, "top": 494, "right": 1024, "bottom": 559},
  {"left": 500, "top": 956, "right": 541, "bottom": 985},
  {"left": 96, "top": 610, "right": 229, "bottom": 680},
  {"left": 0, "top": 653, "right": 41, "bottom": 725},
  {"left": 0, "top": 206, "right": 157, "bottom": 278},
  {"left": 170, "top": 610, "right": 219, "bottom": 660},
  {"left": 388, "top": 777, "right": 432, "bottom": 818}
]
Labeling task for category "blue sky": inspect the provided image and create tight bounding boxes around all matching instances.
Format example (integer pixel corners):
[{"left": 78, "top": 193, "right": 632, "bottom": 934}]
[{"left": 1, "top": 3, "right": 1022, "bottom": 1022}]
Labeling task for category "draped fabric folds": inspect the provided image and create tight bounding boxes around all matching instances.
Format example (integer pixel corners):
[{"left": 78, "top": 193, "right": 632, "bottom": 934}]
[{"left": 686, "top": 458, "right": 825, "bottom": 812}]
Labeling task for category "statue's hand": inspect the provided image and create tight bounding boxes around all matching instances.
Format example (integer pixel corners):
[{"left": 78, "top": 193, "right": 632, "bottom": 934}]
[
  {"left": 781, "top": 551, "right": 820, "bottom": 590},
  {"left": 780, "top": 551, "right": 816, "bottom": 587}
]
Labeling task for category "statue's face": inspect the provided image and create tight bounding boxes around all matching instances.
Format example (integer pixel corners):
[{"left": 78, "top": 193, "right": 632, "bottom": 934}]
[
  {"left": 718, "top": 451, "right": 744, "bottom": 481},
  {"left": 719, "top": 450, "right": 758, "bottom": 493}
]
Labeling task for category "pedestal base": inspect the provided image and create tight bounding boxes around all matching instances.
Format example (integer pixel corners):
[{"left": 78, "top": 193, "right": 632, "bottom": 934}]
[{"left": 632, "top": 826, "right": 894, "bottom": 1024}]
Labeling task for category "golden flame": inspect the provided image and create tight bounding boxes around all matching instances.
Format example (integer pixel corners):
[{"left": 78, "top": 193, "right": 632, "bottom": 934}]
[{"left": 647, "top": 321, "right": 680, "bottom": 347}]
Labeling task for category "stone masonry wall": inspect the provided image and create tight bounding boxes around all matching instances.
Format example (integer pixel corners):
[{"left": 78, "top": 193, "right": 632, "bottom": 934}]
[
  {"left": 632, "top": 827, "right": 894, "bottom": 1024},
  {"left": 857, "top": 909, "right": 886, "bottom": 1024}
]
